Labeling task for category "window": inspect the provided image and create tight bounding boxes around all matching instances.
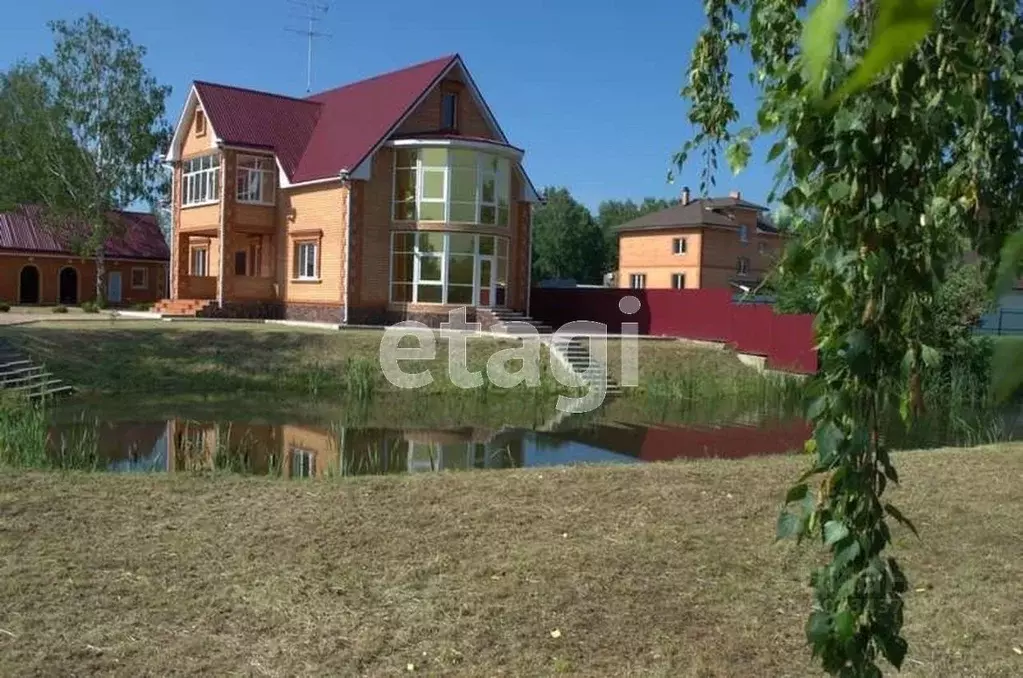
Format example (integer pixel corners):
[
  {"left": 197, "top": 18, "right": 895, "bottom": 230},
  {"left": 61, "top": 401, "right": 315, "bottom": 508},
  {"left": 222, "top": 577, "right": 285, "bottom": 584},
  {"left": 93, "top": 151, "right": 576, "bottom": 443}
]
[
  {"left": 737, "top": 257, "right": 750, "bottom": 275},
  {"left": 392, "top": 147, "right": 511, "bottom": 226},
  {"left": 390, "top": 232, "right": 510, "bottom": 304},
  {"left": 182, "top": 154, "right": 220, "bottom": 206},
  {"left": 195, "top": 109, "right": 206, "bottom": 137},
  {"left": 234, "top": 251, "right": 247, "bottom": 276},
  {"left": 758, "top": 241, "right": 767, "bottom": 255},
  {"left": 442, "top": 92, "right": 458, "bottom": 130},
  {"left": 672, "top": 237, "right": 687, "bottom": 255},
  {"left": 739, "top": 225, "right": 749, "bottom": 243},
  {"left": 290, "top": 448, "right": 315, "bottom": 478},
  {"left": 671, "top": 273, "right": 686, "bottom": 289},
  {"left": 629, "top": 274, "right": 646, "bottom": 289},
  {"left": 236, "top": 155, "right": 275, "bottom": 204},
  {"left": 190, "top": 247, "right": 208, "bottom": 276},
  {"left": 293, "top": 241, "right": 319, "bottom": 280},
  {"left": 130, "top": 267, "right": 148, "bottom": 289}
]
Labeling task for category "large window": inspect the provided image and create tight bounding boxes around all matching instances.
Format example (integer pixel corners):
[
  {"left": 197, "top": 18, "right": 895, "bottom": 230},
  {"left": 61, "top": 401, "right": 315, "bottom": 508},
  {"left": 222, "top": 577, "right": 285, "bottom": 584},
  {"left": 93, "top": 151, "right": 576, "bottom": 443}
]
[
  {"left": 392, "top": 147, "right": 511, "bottom": 226},
  {"left": 182, "top": 154, "right": 220, "bottom": 206},
  {"left": 390, "top": 232, "right": 509, "bottom": 305},
  {"left": 236, "top": 155, "right": 275, "bottom": 205},
  {"left": 629, "top": 273, "right": 646, "bottom": 289}
]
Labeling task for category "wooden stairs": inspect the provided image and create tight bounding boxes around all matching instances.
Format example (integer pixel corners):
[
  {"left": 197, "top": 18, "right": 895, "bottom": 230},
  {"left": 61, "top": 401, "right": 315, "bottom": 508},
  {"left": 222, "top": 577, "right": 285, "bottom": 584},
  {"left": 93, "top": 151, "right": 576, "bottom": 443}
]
[
  {"left": 0, "top": 340, "right": 74, "bottom": 400},
  {"left": 151, "top": 298, "right": 215, "bottom": 317}
]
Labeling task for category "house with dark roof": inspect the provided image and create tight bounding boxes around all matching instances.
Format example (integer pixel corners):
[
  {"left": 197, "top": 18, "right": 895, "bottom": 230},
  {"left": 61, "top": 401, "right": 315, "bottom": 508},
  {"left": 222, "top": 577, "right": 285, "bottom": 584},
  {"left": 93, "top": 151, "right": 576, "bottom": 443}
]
[
  {"left": 614, "top": 188, "right": 784, "bottom": 291},
  {"left": 0, "top": 207, "right": 169, "bottom": 306},
  {"left": 160, "top": 54, "right": 539, "bottom": 323}
]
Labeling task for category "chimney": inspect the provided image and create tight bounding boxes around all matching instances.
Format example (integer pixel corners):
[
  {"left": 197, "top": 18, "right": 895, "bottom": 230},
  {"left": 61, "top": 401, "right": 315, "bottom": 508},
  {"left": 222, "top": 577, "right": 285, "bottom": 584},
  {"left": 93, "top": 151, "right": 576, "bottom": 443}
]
[
  {"left": 681, "top": 186, "right": 691, "bottom": 205},
  {"left": 729, "top": 190, "right": 742, "bottom": 199}
]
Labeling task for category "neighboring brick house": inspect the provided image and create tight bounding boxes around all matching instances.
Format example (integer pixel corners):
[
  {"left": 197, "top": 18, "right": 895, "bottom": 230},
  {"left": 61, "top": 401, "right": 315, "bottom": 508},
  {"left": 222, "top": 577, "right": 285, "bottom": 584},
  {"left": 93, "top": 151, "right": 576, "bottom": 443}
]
[
  {"left": 0, "top": 207, "right": 169, "bottom": 306},
  {"left": 161, "top": 54, "right": 539, "bottom": 324},
  {"left": 615, "top": 189, "right": 783, "bottom": 291}
]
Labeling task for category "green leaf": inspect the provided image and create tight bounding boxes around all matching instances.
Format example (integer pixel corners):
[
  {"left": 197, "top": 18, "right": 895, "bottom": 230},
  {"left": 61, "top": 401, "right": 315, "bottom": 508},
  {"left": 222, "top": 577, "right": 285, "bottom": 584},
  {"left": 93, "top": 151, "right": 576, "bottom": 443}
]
[
  {"left": 725, "top": 140, "right": 752, "bottom": 175},
  {"left": 834, "top": 608, "right": 856, "bottom": 640},
  {"left": 785, "top": 483, "right": 809, "bottom": 503},
  {"left": 767, "top": 140, "right": 787, "bottom": 162},
  {"left": 885, "top": 503, "right": 919, "bottom": 538},
  {"left": 807, "top": 395, "right": 829, "bottom": 420},
  {"left": 879, "top": 633, "right": 908, "bottom": 670},
  {"left": 802, "top": 0, "right": 848, "bottom": 95},
  {"left": 828, "top": 180, "right": 851, "bottom": 202},
  {"left": 806, "top": 610, "right": 831, "bottom": 645},
  {"left": 920, "top": 344, "right": 940, "bottom": 368},
  {"left": 833, "top": 540, "right": 861, "bottom": 570},
  {"left": 824, "top": 520, "right": 850, "bottom": 545},
  {"left": 826, "top": 0, "right": 940, "bottom": 106},
  {"left": 777, "top": 511, "right": 802, "bottom": 541},
  {"left": 994, "top": 228, "right": 1023, "bottom": 297},
  {"left": 814, "top": 421, "right": 844, "bottom": 464}
]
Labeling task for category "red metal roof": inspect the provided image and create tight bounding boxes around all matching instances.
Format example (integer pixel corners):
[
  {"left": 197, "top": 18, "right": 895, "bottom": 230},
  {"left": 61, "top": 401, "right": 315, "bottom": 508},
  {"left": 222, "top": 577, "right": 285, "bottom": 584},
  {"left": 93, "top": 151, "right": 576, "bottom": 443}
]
[
  {"left": 194, "top": 55, "right": 458, "bottom": 184},
  {"left": 0, "top": 206, "right": 169, "bottom": 261}
]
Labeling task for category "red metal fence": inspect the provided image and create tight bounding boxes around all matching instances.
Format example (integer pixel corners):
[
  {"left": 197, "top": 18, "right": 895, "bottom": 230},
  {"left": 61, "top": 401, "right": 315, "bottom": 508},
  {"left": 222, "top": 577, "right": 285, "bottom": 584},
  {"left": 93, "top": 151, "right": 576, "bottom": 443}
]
[{"left": 529, "top": 288, "right": 818, "bottom": 374}]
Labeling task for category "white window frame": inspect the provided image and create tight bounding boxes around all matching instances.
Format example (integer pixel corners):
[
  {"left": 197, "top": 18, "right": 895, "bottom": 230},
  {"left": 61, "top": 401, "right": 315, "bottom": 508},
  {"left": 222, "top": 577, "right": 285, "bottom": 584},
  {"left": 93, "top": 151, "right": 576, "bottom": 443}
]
[
  {"left": 672, "top": 237, "right": 687, "bottom": 255},
  {"left": 629, "top": 273, "right": 646, "bottom": 289},
  {"left": 737, "top": 256, "right": 750, "bottom": 276},
  {"left": 290, "top": 448, "right": 316, "bottom": 478},
  {"left": 391, "top": 149, "right": 511, "bottom": 227},
  {"left": 389, "top": 232, "right": 509, "bottom": 305},
  {"left": 182, "top": 154, "right": 220, "bottom": 207},
  {"left": 294, "top": 241, "right": 319, "bottom": 280},
  {"left": 671, "top": 273, "right": 685, "bottom": 289},
  {"left": 739, "top": 225, "right": 749, "bottom": 243},
  {"left": 130, "top": 266, "right": 149, "bottom": 289},
  {"left": 236, "top": 154, "right": 275, "bottom": 205},
  {"left": 190, "top": 247, "right": 208, "bottom": 276}
]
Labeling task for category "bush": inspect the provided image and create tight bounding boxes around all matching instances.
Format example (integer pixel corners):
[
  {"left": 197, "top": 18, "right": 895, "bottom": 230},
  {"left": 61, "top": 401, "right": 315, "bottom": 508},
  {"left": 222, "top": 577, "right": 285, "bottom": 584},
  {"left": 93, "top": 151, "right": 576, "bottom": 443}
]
[
  {"left": 0, "top": 302, "right": 10, "bottom": 313},
  {"left": 81, "top": 301, "right": 100, "bottom": 314},
  {"left": 51, "top": 305, "right": 69, "bottom": 314}
]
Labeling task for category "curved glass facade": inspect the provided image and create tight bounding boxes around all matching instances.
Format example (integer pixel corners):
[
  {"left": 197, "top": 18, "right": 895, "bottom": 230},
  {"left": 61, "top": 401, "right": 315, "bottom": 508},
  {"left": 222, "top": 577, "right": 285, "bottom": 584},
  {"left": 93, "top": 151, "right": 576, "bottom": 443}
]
[{"left": 392, "top": 147, "right": 511, "bottom": 227}]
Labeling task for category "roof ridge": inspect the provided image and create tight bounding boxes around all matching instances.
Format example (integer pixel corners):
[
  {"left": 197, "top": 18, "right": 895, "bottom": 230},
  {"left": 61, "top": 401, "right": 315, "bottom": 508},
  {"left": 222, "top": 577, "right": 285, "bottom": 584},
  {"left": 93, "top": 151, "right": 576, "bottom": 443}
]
[
  {"left": 193, "top": 80, "right": 320, "bottom": 106},
  {"left": 305, "top": 54, "right": 458, "bottom": 99}
]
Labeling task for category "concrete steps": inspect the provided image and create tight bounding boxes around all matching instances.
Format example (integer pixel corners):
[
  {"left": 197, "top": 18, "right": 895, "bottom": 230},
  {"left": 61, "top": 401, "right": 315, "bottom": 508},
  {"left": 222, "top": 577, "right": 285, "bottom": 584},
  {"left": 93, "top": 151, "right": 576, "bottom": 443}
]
[
  {"left": 151, "top": 298, "right": 215, "bottom": 317},
  {"left": 481, "top": 307, "right": 555, "bottom": 335},
  {"left": 0, "top": 342, "right": 74, "bottom": 400},
  {"left": 550, "top": 336, "right": 622, "bottom": 396}
]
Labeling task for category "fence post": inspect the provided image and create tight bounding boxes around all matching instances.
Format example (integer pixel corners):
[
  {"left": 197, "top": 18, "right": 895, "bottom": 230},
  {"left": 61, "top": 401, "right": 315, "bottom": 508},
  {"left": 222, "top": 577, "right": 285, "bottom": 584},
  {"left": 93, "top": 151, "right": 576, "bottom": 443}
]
[{"left": 998, "top": 309, "right": 1003, "bottom": 336}]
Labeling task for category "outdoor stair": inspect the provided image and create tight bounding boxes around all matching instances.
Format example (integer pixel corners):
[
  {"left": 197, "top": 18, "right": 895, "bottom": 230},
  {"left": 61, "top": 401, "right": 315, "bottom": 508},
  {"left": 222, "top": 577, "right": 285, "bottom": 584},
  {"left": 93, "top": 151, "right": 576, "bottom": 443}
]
[
  {"left": 151, "top": 298, "right": 215, "bottom": 317},
  {"left": 481, "top": 307, "right": 554, "bottom": 335},
  {"left": 549, "top": 335, "right": 622, "bottom": 396},
  {"left": 0, "top": 341, "right": 73, "bottom": 400}
]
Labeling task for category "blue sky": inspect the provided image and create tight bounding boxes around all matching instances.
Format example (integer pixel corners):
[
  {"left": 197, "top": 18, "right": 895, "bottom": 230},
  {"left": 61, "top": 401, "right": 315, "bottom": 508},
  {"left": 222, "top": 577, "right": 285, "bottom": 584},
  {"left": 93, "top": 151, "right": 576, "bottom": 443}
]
[{"left": 0, "top": 0, "right": 773, "bottom": 210}]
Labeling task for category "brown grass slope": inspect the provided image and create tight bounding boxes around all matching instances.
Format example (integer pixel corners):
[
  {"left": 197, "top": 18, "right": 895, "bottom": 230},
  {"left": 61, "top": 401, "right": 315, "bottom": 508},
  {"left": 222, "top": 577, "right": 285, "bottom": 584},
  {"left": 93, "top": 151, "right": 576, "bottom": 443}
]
[{"left": 0, "top": 446, "right": 1021, "bottom": 676}]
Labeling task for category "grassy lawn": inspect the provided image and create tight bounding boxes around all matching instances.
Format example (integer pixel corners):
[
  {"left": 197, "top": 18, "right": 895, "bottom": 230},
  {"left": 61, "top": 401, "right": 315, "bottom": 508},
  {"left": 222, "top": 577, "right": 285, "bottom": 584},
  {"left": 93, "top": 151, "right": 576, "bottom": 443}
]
[
  {"left": 0, "top": 445, "right": 1020, "bottom": 676},
  {"left": 1, "top": 321, "right": 565, "bottom": 400}
]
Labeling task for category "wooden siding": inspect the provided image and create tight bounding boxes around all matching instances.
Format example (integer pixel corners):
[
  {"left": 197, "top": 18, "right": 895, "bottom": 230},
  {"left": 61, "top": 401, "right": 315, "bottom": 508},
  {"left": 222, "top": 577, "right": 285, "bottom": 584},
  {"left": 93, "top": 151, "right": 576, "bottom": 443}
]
[
  {"left": 276, "top": 183, "right": 347, "bottom": 304},
  {"left": 396, "top": 77, "right": 497, "bottom": 139},
  {"left": 179, "top": 105, "right": 216, "bottom": 158},
  {"left": 618, "top": 230, "right": 704, "bottom": 289}
]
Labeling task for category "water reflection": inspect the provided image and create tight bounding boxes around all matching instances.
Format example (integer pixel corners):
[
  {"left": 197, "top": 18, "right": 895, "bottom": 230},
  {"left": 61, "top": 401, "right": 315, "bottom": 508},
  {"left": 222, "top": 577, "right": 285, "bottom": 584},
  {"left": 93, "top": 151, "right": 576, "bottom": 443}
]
[{"left": 48, "top": 418, "right": 814, "bottom": 476}]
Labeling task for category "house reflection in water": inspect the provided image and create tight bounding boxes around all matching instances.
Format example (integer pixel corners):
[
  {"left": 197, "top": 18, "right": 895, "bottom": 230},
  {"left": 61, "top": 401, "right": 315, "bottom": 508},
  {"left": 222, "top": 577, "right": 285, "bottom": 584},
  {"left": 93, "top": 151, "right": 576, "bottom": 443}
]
[{"left": 56, "top": 417, "right": 810, "bottom": 476}]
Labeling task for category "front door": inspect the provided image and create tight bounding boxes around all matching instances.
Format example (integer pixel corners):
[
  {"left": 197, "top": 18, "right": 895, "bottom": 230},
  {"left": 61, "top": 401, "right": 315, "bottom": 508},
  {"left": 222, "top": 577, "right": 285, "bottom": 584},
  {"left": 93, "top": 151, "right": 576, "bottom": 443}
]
[
  {"left": 476, "top": 256, "right": 494, "bottom": 307},
  {"left": 107, "top": 271, "right": 122, "bottom": 304}
]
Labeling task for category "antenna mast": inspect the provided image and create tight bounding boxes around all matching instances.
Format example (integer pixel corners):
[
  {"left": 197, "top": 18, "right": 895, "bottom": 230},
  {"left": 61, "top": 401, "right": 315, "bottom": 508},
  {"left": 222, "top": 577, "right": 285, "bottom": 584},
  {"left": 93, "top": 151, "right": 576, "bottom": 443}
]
[{"left": 285, "top": 0, "right": 331, "bottom": 93}]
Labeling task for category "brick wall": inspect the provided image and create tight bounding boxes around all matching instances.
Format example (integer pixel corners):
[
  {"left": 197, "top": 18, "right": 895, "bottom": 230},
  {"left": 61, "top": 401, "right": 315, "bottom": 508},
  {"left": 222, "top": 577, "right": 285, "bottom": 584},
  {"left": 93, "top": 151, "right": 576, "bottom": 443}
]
[
  {"left": 396, "top": 77, "right": 497, "bottom": 139},
  {"left": 0, "top": 254, "right": 167, "bottom": 305},
  {"left": 275, "top": 182, "right": 347, "bottom": 305},
  {"left": 618, "top": 229, "right": 705, "bottom": 289}
]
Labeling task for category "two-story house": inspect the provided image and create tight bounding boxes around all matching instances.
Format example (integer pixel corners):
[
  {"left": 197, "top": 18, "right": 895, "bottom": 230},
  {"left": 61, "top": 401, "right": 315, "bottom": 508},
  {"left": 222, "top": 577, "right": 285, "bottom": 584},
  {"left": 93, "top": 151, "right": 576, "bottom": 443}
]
[
  {"left": 159, "top": 54, "right": 538, "bottom": 325},
  {"left": 615, "top": 189, "right": 783, "bottom": 290}
]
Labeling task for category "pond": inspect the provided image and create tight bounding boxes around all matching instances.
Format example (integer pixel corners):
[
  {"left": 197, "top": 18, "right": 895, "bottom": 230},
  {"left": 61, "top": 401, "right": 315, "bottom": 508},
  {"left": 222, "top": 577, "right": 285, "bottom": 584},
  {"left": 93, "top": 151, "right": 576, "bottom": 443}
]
[{"left": 39, "top": 396, "right": 1023, "bottom": 476}]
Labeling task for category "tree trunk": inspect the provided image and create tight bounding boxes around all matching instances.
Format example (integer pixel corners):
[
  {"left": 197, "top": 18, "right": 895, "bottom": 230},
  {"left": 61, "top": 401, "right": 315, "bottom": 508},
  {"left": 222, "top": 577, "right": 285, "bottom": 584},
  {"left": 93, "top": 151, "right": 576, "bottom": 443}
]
[{"left": 96, "top": 251, "right": 106, "bottom": 307}]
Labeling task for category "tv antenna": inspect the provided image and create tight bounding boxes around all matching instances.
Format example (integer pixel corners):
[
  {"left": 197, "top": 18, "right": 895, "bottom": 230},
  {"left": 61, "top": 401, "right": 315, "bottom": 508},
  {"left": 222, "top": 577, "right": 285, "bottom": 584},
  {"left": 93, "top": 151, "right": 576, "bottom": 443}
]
[{"left": 285, "top": 0, "right": 331, "bottom": 93}]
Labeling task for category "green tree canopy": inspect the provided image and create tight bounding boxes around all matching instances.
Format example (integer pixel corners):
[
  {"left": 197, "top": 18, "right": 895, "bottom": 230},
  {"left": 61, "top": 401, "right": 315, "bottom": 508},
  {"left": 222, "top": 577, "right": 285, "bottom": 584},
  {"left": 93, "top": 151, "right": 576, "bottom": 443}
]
[{"left": 531, "top": 187, "right": 606, "bottom": 284}]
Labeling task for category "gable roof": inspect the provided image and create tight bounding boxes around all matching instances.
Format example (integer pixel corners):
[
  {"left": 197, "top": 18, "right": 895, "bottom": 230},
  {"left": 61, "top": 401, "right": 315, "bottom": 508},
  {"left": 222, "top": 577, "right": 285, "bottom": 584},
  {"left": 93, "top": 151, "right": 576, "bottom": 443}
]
[
  {"left": 0, "top": 206, "right": 169, "bottom": 261},
  {"left": 615, "top": 196, "right": 775, "bottom": 234},
  {"left": 171, "top": 54, "right": 535, "bottom": 194}
]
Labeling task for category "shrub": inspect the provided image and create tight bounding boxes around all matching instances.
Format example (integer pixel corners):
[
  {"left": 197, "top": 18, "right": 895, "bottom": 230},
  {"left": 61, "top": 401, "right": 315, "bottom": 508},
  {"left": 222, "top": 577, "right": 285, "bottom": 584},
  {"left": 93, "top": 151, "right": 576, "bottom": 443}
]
[
  {"left": 52, "top": 305, "right": 69, "bottom": 314},
  {"left": 81, "top": 301, "right": 100, "bottom": 314},
  {"left": 0, "top": 302, "right": 10, "bottom": 313}
]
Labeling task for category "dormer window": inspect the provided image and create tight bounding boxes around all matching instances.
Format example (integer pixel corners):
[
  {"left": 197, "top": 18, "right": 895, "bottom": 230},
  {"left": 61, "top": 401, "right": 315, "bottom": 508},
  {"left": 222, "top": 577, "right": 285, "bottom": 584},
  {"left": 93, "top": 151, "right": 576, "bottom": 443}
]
[
  {"left": 442, "top": 92, "right": 458, "bottom": 130},
  {"left": 195, "top": 109, "right": 206, "bottom": 137}
]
